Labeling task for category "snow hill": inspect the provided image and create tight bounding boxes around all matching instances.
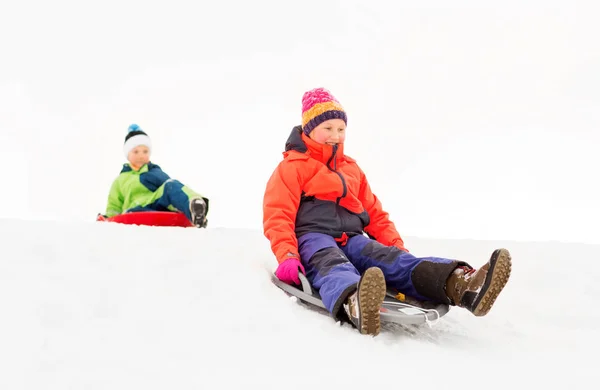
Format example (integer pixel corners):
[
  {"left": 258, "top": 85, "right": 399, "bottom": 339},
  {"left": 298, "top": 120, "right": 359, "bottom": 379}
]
[{"left": 0, "top": 218, "right": 596, "bottom": 389}]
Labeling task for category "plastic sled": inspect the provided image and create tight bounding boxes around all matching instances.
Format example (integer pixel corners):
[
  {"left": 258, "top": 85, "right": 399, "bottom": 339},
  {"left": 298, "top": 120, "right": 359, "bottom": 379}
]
[
  {"left": 271, "top": 272, "right": 449, "bottom": 326},
  {"left": 96, "top": 211, "right": 194, "bottom": 228}
]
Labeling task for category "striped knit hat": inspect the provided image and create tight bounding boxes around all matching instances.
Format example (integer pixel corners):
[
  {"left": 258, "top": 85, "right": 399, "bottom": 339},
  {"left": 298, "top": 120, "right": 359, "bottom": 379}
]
[
  {"left": 123, "top": 124, "right": 152, "bottom": 158},
  {"left": 301, "top": 88, "right": 347, "bottom": 136}
]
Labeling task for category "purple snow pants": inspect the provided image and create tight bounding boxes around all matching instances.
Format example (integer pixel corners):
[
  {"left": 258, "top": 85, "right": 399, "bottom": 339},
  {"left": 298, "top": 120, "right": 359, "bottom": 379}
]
[{"left": 298, "top": 232, "right": 462, "bottom": 318}]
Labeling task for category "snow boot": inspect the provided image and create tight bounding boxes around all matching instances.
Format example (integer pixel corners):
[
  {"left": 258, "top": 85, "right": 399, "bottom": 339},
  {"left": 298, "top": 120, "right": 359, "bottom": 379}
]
[
  {"left": 445, "top": 248, "right": 512, "bottom": 316},
  {"left": 189, "top": 198, "right": 207, "bottom": 228},
  {"left": 343, "top": 266, "right": 386, "bottom": 336}
]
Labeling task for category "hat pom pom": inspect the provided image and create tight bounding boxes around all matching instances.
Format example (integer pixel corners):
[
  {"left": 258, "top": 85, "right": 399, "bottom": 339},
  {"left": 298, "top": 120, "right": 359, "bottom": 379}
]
[{"left": 128, "top": 124, "right": 141, "bottom": 132}]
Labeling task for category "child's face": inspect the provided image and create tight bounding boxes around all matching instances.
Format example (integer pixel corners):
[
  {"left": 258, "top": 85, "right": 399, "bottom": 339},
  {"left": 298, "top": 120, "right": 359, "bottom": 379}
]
[
  {"left": 308, "top": 119, "right": 346, "bottom": 145},
  {"left": 127, "top": 145, "right": 150, "bottom": 167}
]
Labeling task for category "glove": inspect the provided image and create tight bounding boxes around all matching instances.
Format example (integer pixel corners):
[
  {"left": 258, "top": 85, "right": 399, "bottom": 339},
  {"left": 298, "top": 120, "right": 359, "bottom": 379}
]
[{"left": 275, "top": 258, "right": 305, "bottom": 285}]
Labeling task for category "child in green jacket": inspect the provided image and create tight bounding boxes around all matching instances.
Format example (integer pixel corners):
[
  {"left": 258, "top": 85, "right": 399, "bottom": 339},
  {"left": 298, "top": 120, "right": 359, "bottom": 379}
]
[{"left": 104, "top": 124, "right": 209, "bottom": 228}]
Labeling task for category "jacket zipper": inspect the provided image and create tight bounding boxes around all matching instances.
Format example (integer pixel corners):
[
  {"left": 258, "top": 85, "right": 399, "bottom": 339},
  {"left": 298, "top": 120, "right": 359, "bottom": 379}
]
[{"left": 326, "top": 144, "right": 347, "bottom": 205}]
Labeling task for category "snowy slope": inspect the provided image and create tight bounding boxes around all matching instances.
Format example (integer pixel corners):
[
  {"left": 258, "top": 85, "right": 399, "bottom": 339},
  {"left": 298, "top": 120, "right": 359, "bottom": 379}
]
[{"left": 0, "top": 219, "right": 597, "bottom": 389}]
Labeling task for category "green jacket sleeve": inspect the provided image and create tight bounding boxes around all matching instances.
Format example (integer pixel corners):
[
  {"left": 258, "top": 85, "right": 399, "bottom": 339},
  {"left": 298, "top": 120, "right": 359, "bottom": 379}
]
[{"left": 105, "top": 178, "right": 123, "bottom": 217}]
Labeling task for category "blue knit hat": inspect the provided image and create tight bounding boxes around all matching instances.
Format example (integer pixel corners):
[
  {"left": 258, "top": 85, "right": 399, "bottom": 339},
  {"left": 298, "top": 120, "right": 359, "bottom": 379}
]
[{"left": 123, "top": 123, "right": 152, "bottom": 158}]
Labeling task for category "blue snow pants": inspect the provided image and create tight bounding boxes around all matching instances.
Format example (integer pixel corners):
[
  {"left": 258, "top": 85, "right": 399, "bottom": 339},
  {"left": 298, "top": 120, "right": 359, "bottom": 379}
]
[
  {"left": 298, "top": 232, "right": 465, "bottom": 318},
  {"left": 126, "top": 179, "right": 205, "bottom": 222}
]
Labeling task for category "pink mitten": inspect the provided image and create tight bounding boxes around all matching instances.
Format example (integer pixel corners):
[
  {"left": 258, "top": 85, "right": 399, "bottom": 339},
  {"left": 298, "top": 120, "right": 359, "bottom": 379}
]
[{"left": 275, "top": 258, "right": 306, "bottom": 285}]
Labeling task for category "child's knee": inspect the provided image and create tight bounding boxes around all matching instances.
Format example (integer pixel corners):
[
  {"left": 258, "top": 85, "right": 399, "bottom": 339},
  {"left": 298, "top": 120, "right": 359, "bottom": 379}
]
[{"left": 307, "top": 246, "right": 350, "bottom": 274}]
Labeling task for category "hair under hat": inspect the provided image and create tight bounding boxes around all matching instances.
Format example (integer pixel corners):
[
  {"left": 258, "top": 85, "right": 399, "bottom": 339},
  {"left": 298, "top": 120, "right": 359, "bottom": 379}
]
[
  {"left": 123, "top": 123, "right": 152, "bottom": 158},
  {"left": 301, "top": 88, "right": 347, "bottom": 136}
]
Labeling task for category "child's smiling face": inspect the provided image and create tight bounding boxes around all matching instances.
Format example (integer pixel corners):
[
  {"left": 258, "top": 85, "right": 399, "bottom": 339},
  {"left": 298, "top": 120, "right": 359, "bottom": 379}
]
[{"left": 308, "top": 118, "right": 346, "bottom": 145}]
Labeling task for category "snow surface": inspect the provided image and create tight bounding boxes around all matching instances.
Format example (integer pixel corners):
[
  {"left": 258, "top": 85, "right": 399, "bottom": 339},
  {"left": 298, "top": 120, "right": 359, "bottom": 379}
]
[{"left": 0, "top": 220, "right": 597, "bottom": 389}]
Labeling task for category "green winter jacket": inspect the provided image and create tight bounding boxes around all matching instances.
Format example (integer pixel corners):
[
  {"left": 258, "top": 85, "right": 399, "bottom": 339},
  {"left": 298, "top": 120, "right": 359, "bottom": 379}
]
[{"left": 105, "top": 162, "right": 175, "bottom": 217}]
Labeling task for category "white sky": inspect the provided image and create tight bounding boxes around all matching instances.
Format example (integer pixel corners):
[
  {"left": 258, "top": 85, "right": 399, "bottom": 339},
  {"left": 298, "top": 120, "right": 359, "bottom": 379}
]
[{"left": 1, "top": 0, "right": 599, "bottom": 244}]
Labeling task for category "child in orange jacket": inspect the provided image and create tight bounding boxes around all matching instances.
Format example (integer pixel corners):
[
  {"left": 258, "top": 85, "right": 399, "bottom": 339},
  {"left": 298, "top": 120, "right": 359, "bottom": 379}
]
[{"left": 263, "top": 87, "right": 511, "bottom": 336}]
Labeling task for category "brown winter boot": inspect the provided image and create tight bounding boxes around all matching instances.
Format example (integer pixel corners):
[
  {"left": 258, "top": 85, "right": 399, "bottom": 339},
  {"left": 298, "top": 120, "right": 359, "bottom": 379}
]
[
  {"left": 445, "top": 248, "right": 512, "bottom": 316},
  {"left": 343, "top": 267, "right": 387, "bottom": 336}
]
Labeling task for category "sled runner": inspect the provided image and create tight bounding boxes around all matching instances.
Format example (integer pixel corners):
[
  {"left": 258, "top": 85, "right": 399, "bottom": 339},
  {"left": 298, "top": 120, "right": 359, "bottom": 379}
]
[
  {"left": 271, "top": 272, "right": 449, "bottom": 326},
  {"left": 96, "top": 211, "right": 194, "bottom": 228}
]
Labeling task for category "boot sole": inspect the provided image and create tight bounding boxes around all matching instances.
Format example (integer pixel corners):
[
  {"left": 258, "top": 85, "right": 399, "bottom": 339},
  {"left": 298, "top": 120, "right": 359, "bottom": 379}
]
[
  {"left": 357, "top": 267, "right": 386, "bottom": 336},
  {"left": 472, "top": 248, "right": 512, "bottom": 316},
  {"left": 190, "top": 200, "right": 206, "bottom": 228}
]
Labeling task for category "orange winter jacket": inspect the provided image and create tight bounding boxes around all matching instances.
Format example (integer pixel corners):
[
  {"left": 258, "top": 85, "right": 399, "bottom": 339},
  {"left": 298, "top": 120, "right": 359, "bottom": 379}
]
[{"left": 263, "top": 126, "right": 407, "bottom": 264}]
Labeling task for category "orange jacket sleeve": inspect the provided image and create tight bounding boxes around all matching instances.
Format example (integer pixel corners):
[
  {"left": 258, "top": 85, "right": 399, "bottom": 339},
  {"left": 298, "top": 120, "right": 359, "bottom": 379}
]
[
  {"left": 263, "top": 159, "right": 303, "bottom": 264},
  {"left": 358, "top": 168, "right": 408, "bottom": 252}
]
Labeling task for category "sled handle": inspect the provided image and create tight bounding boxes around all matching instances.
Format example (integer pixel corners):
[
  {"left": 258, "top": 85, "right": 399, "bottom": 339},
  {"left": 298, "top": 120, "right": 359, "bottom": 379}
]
[{"left": 298, "top": 272, "right": 313, "bottom": 295}]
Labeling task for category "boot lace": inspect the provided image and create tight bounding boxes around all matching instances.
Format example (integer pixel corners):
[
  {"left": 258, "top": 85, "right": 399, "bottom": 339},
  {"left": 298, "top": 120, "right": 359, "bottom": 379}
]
[{"left": 458, "top": 266, "right": 476, "bottom": 279}]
